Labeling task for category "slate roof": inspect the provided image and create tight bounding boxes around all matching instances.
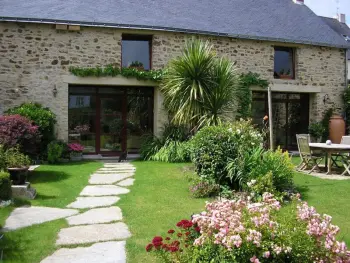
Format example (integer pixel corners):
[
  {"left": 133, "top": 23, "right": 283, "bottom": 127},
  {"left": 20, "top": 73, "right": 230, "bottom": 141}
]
[
  {"left": 320, "top": 16, "right": 350, "bottom": 59},
  {"left": 1, "top": 0, "right": 350, "bottom": 49}
]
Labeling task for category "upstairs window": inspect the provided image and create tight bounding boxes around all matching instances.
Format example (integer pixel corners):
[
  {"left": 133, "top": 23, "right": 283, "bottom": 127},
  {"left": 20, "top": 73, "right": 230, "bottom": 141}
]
[
  {"left": 122, "top": 34, "right": 152, "bottom": 70},
  {"left": 274, "top": 47, "right": 295, "bottom": 79}
]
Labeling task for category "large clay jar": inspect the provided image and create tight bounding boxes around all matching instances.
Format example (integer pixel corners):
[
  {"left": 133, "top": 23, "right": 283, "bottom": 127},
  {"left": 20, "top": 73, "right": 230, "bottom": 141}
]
[{"left": 329, "top": 115, "right": 345, "bottom": 144}]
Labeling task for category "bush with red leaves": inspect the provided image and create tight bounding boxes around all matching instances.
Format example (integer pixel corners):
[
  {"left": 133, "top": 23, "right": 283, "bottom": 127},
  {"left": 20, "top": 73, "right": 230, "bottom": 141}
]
[{"left": 0, "top": 115, "right": 41, "bottom": 157}]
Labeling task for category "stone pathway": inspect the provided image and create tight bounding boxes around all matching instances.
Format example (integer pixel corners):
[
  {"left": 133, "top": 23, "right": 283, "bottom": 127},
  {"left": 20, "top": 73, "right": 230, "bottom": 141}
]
[{"left": 41, "top": 162, "right": 135, "bottom": 263}]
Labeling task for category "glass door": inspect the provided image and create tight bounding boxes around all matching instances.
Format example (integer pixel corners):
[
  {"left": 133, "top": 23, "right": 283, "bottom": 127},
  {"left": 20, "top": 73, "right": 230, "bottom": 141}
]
[{"left": 99, "top": 96, "right": 124, "bottom": 153}]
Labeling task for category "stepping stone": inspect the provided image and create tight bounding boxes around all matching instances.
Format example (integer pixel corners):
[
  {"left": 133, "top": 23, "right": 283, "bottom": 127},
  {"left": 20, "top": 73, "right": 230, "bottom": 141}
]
[
  {"left": 117, "top": 178, "right": 135, "bottom": 187},
  {"left": 66, "top": 207, "right": 122, "bottom": 226},
  {"left": 56, "top": 223, "right": 131, "bottom": 245},
  {"left": 94, "top": 171, "right": 135, "bottom": 175},
  {"left": 80, "top": 185, "right": 129, "bottom": 196},
  {"left": 67, "top": 197, "right": 120, "bottom": 209},
  {"left": 41, "top": 241, "right": 126, "bottom": 263},
  {"left": 89, "top": 174, "right": 132, "bottom": 185},
  {"left": 4, "top": 206, "right": 78, "bottom": 231},
  {"left": 97, "top": 168, "right": 135, "bottom": 172}
]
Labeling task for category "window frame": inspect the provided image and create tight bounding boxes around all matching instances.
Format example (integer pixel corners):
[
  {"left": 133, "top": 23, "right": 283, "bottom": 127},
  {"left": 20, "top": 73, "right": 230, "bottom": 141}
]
[
  {"left": 121, "top": 34, "right": 153, "bottom": 70},
  {"left": 273, "top": 46, "right": 295, "bottom": 80}
]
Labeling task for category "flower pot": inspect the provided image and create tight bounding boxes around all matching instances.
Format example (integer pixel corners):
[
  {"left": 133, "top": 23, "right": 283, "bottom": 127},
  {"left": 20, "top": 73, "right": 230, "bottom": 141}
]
[
  {"left": 279, "top": 75, "right": 292, "bottom": 79},
  {"left": 7, "top": 167, "right": 29, "bottom": 185},
  {"left": 329, "top": 115, "right": 345, "bottom": 144},
  {"left": 70, "top": 152, "right": 83, "bottom": 161}
]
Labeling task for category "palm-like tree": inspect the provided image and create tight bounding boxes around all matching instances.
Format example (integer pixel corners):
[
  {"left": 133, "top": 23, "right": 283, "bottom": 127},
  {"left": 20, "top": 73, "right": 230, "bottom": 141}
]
[{"left": 160, "top": 39, "right": 240, "bottom": 130}]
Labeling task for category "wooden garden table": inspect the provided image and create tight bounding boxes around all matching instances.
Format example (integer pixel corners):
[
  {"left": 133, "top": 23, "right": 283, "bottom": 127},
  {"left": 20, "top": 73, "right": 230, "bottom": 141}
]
[{"left": 309, "top": 143, "right": 350, "bottom": 174}]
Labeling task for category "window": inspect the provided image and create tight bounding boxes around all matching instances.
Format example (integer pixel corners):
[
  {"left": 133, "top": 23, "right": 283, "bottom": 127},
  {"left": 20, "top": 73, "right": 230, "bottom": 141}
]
[
  {"left": 274, "top": 47, "right": 295, "bottom": 79},
  {"left": 122, "top": 34, "right": 152, "bottom": 70}
]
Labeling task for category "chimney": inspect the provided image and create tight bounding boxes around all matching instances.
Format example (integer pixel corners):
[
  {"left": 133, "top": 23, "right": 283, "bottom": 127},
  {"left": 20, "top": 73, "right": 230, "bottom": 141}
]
[
  {"left": 293, "top": 0, "right": 304, "bottom": 5},
  {"left": 338, "top": 13, "right": 346, "bottom": 23}
]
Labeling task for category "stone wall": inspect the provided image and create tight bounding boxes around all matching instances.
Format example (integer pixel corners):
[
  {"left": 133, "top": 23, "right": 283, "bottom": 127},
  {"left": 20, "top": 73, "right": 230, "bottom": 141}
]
[{"left": 0, "top": 22, "right": 347, "bottom": 140}]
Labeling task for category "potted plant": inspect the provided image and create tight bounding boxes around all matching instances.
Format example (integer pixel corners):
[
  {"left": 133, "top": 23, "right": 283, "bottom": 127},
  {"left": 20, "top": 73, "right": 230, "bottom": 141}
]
[
  {"left": 5, "top": 147, "right": 31, "bottom": 185},
  {"left": 308, "top": 122, "right": 325, "bottom": 142},
  {"left": 279, "top": 69, "right": 292, "bottom": 79},
  {"left": 68, "top": 143, "right": 84, "bottom": 161},
  {"left": 129, "top": 61, "right": 144, "bottom": 71}
]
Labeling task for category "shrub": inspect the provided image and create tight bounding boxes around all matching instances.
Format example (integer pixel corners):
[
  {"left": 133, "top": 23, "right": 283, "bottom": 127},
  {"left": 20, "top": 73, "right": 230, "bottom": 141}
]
[
  {"left": 189, "top": 178, "right": 220, "bottom": 198},
  {"left": 227, "top": 147, "right": 294, "bottom": 195},
  {"left": 150, "top": 140, "right": 191, "bottom": 163},
  {"left": 6, "top": 102, "right": 56, "bottom": 145},
  {"left": 47, "top": 141, "right": 65, "bottom": 164},
  {"left": 0, "top": 145, "right": 6, "bottom": 170},
  {"left": 4, "top": 147, "right": 31, "bottom": 168},
  {"left": 190, "top": 120, "right": 262, "bottom": 188},
  {"left": 0, "top": 171, "right": 12, "bottom": 201},
  {"left": 147, "top": 194, "right": 350, "bottom": 263},
  {"left": 0, "top": 115, "right": 41, "bottom": 157}
]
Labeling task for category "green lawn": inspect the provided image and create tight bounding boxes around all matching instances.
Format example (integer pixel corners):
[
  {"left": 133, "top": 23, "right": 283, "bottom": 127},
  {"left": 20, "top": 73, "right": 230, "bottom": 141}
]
[
  {"left": 0, "top": 161, "right": 102, "bottom": 263},
  {"left": 118, "top": 161, "right": 211, "bottom": 263}
]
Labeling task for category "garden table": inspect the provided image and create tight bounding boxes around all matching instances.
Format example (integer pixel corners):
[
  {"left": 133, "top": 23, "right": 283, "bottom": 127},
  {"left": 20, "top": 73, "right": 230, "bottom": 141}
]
[{"left": 309, "top": 143, "right": 350, "bottom": 174}]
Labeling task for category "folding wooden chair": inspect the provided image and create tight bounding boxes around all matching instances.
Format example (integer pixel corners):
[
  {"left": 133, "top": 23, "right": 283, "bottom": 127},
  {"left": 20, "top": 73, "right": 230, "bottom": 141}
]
[
  {"left": 331, "top": 136, "right": 350, "bottom": 169},
  {"left": 296, "top": 134, "right": 323, "bottom": 173},
  {"left": 338, "top": 136, "right": 350, "bottom": 176}
]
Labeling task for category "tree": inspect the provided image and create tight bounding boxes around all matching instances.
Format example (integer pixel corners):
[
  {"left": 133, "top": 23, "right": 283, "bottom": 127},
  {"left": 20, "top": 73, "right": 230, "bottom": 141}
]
[{"left": 160, "top": 39, "right": 240, "bottom": 130}]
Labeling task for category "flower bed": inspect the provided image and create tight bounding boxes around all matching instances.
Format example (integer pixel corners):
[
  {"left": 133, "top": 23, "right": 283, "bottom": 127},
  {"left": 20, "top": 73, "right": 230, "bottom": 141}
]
[{"left": 147, "top": 193, "right": 350, "bottom": 262}]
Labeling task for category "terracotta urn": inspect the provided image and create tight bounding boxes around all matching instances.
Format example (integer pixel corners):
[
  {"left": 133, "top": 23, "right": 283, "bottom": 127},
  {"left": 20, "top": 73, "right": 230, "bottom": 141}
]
[{"left": 329, "top": 115, "right": 345, "bottom": 144}]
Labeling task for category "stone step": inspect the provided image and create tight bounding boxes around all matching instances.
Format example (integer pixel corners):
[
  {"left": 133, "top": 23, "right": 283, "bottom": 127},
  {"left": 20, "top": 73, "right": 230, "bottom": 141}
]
[
  {"left": 116, "top": 178, "right": 135, "bottom": 187},
  {"left": 80, "top": 185, "right": 129, "bottom": 197},
  {"left": 94, "top": 171, "right": 135, "bottom": 175},
  {"left": 67, "top": 197, "right": 120, "bottom": 209},
  {"left": 66, "top": 207, "right": 122, "bottom": 226},
  {"left": 89, "top": 174, "right": 132, "bottom": 185},
  {"left": 56, "top": 223, "right": 131, "bottom": 245},
  {"left": 41, "top": 241, "right": 126, "bottom": 263}
]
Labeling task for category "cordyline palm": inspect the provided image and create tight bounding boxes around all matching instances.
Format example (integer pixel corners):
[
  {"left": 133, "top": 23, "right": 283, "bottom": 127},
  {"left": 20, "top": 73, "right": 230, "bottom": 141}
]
[{"left": 160, "top": 39, "right": 240, "bottom": 130}]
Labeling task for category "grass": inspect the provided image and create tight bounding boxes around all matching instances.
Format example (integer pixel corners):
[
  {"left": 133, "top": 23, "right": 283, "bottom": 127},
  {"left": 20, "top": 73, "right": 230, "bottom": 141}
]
[
  {"left": 0, "top": 161, "right": 102, "bottom": 263},
  {"left": 118, "top": 161, "right": 211, "bottom": 263}
]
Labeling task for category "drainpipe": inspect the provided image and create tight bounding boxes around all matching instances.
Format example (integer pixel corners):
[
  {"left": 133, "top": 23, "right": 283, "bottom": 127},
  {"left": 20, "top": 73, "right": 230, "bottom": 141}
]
[
  {"left": 345, "top": 49, "right": 349, "bottom": 120},
  {"left": 268, "top": 86, "right": 274, "bottom": 150}
]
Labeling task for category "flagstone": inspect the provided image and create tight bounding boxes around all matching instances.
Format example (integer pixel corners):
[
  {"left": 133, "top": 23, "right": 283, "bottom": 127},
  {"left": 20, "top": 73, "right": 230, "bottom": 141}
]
[
  {"left": 80, "top": 185, "right": 129, "bottom": 196},
  {"left": 41, "top": 241, "right": 126, "bottom": 263},
  {"left": 89, "top": 174, "right": 132, "bottom": 185},
  {"left": 66, "top": 207, "right": 122, "bottom": 225},
  {"left": 4, "top": 206, "right": 78, "bottom": 231},
  {"left": 56, "top": 223, "right": 131, "bottom": 245},
  {"left": 117, "top": 178, "right": 135, "bottom": 187},
  {"left": 67, "top": 197, "right": 120, "bottom": 209}
]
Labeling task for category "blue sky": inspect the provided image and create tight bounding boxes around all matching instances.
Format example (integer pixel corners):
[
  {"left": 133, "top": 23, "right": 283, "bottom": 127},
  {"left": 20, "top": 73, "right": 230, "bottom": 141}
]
[{"left": 305, "top": 0, "right": 350, "bottom": 25}]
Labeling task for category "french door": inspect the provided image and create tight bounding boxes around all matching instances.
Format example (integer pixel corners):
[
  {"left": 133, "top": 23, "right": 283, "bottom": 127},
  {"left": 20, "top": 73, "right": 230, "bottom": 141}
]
[{"left": 68, "top": 86, "right": 153, "bottom": 155}]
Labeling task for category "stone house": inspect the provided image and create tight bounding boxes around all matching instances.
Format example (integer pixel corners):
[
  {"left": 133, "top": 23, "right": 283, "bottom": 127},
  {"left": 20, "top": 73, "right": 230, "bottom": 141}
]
[{"left": 0, "top": 0, "right": 349, "bottom": 154}]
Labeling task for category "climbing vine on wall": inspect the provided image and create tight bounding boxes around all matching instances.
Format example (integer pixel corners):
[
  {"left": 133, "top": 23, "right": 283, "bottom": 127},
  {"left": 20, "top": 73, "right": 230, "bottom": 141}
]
[
  {"left": 69, "top": 64, "right": 165, "bottom": 81},
  {"left": 236, "top": 72, "right": 269, "bottom": 119}
]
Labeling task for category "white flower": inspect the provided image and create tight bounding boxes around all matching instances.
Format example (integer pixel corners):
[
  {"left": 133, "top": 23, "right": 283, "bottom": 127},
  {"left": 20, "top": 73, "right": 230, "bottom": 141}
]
[
  {"left": 228, "top": 128, "right": 233, "bottom": 132},
  {"left": 236, "top": 129, "right": 241, "bottom": 134},
  {"left": 251, "top": 180, "right": 257, "bottom": 184}
]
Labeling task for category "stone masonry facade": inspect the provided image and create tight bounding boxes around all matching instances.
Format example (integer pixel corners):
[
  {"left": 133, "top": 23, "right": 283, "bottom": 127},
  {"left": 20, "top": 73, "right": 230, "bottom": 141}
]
[{"left": 0, "top": 22, "right": 347, "bottom": 140}]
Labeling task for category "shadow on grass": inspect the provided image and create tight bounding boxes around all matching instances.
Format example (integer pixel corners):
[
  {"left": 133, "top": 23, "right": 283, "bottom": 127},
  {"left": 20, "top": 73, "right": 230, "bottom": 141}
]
[
  {"left": 27, "top": 171, "right": 70, "bottom": 184},
  {"left": 295, "top": 184, "right": 310, "bottom": 200}
]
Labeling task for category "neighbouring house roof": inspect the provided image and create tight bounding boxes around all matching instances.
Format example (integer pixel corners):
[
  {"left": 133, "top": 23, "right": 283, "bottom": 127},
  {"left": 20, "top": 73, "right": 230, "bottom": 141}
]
[
  {"left": 1, "top": 0, "right": 350, "bottom": 49},
  {"left": 320, "top": 16, "right": 350, "bottom": 60}
]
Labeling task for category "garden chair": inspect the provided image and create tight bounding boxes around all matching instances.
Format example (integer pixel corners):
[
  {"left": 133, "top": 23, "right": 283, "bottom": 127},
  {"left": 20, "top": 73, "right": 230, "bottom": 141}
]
[
  {"left": 337, "top": 136, "right": 350, "bottom": 176},
  {"left": 330, "top": 136, "right": 350, "bottom": 169},
  {"left": 296, "top": 134, "right": 323, "bottom": 173}
]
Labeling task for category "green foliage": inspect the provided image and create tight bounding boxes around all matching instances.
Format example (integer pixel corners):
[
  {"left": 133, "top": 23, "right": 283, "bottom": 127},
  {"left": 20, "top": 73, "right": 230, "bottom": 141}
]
[
  {"left": 160, "top": 38, "right": 240, "bottom": 129},
  {"left": 129, "top": 61, "right": 144, "bottom": 67},
  {"left": 321, "top": 108, "right": 333, "bottom": 141},
  {"left": 47, "top": 140, "right": 68, "bottom": 164},
  {"left": 6, "top": 102, "right": 57, "bottom": 157},
  {"left": 227, "top": 147, "right": 294, "bottom": 194},
  {"left": 190, "top": 120, "right": 262, "bottom": 188},
  {"left": 237, "top": 72, "right": 269, "bottom": 119},
  {"left": 308, "top": 121, "right": 325, "bottom": 141},
  {"left": 140, "top": 123, "right": 191, "bottom": 163},
  {"left": 0, "top": 171, "right": 12, "bottom": 201},
  {"left": 4, "top": 147, "right": 31, "bottom": 168},
  {"left": 0, "top": 145, "right": 6, "bottom": 170},
  {"left": 69, "top": 64, "right": 165, "bottom": 81}
]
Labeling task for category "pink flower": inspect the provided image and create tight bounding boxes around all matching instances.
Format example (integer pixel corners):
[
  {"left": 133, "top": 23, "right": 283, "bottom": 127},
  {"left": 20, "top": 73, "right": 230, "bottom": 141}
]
[
  {"left": 263, "top": 251, "right": 270, "bottom": 258},
  {"left": 68, "top": 143, "right": 84, "bottom": 153},
  {"left": 250, "top": 256, "right": 260, "bottom": 263}
]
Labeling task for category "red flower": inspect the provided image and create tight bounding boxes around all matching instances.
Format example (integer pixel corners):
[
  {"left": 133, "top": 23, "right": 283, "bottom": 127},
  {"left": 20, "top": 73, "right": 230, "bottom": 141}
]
[
  {"left": 169, "top": 246, "right": 179, "bottom": 252},
  {"left": 185, "top": 232, "right": 190, "bottom": 236},
  {"left": 195, "top": 226, "right": 200, "bottom": 232},
  {"left": 162, "top": 244, "right": 169, "bottom": 250},
  {"left": 165, "top": 237, "right": 171, "bottom": 240},
  {"left": 152, "top": 236, "right": 163, "bottom": 243},
  {"left": 171, "top": 240, "right": 180, "bottom": 246},
  {"left": 177, "top": 233, "right": 183, "bottom": 237},
  {"left": 146, "top": 243, "right": 153, "bottom": 252},
  {"left": 168, "top": 229, "right": 175, "bottom": 234}
]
